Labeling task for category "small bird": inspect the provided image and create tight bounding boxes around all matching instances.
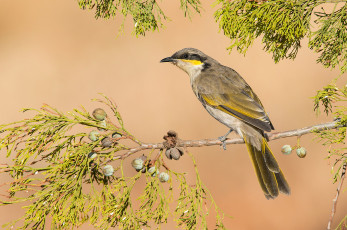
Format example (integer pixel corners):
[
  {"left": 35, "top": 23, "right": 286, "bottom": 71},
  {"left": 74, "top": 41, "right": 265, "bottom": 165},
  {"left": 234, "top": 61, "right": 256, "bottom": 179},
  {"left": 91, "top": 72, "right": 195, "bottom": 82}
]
[{"left": 160, "top": 48, "right": 290, "bottom": 199}]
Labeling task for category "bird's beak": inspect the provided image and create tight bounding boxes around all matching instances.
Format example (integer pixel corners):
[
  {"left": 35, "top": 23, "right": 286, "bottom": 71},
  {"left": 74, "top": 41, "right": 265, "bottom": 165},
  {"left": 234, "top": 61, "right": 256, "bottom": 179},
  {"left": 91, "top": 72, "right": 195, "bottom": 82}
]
[{"left": 160, "top": 57, "right": 175, "bottom": 63}]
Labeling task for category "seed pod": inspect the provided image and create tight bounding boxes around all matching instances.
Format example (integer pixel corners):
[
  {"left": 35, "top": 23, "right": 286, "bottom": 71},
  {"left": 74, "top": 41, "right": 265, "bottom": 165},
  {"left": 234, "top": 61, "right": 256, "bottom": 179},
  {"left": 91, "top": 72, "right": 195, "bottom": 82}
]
[
  {"left": 131, "top": 158, "right": 144, "bottom": 170},
  {"left": 177, "top": 147, "right": 184, "bottom": 156},
  {"left": 141, "top": 166, "right": 147, "bottom": 173},
  {"left": 97, "top": 120, "right": 107, "bottom": 131},
  {"left": 281, "top": 145, "right": 292, "bottom": 155},
  {"left": 139, "top": 155, "right": 147, "bottom": 162},
  {"left": 112, "top": 132, "right": 122, "bottom": 139},
  {"left": 88, "top": 152, "right": 97, "bottom": 159},
  {"left": 92, "top": 108, "right": 107, "bottom": 121},
  {"left": 159, "top": 172, "right": 170, "bottom": 182},
  {"left": 165, "top": 149, "right": 172, "bottom": 160},
  {"left": 296, "top": 147, "right": 307, "bottom": 158},
  {"left": 148, "top": 166, "right": 159, "bottom": 177},
  {"left": 101, "top": 137, "right": 113, "bottom": 147},
  {"left": 103, "top": 165, "right": 114, "bottom": 176},
  {"left": 88, "top": 130, "right": 99, "bottom": 142},
  {"left": 170, "top": 148, "right": 181, "bottom": 160},
  {"left": 148, "top": 166, "right": 156, "bottom": 175}
]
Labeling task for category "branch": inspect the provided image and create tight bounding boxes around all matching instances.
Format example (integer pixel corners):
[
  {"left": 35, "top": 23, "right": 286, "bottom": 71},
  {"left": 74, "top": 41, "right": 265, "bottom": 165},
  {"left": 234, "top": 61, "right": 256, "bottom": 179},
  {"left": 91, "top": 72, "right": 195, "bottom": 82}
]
[
  {"left": 114, "top": 121, "right": 338, "bottom": 159},
  {"left": 327, "top": 162, "right": 347, "bottom": 230}
]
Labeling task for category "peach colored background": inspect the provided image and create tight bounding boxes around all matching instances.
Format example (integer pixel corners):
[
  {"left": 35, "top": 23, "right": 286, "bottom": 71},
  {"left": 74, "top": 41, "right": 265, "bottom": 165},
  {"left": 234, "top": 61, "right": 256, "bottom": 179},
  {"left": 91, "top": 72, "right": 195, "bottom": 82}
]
[{"left": 0, "top": 1, "right": 346, "bottom": 229}]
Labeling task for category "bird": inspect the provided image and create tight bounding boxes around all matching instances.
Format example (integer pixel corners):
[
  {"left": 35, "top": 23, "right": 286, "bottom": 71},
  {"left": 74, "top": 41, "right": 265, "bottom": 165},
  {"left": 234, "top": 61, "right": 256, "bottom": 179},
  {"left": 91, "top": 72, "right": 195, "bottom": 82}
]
[{"left": 160, "top": 48, "right": 290, "bottom": 199}]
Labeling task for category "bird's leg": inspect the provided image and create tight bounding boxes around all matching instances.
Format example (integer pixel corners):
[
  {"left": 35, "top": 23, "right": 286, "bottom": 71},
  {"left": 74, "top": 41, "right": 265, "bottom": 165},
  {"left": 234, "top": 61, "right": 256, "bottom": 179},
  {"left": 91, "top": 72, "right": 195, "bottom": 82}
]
[{"left": 218, "top": 128, "right": 234, "bottom": 150}]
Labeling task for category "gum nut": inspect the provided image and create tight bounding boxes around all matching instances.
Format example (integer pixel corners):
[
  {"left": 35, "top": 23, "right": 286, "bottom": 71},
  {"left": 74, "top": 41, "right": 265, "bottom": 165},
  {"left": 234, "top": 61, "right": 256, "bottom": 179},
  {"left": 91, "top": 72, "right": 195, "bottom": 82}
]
[
  {"left": 165, "top": 149, "right": 172, "bottom": 160},
  {"left": 139, "top": 155, "right": 147, "bottom": 162},
  {"left": 88, "top": 152, "right": 97, "bottom": 159},
  {"left": 148, "top": 166, "right": 156, "bottom": 175},
  {"left": 170, "top": 148, "right": 181, "bottom": 160},
  {"left": 281, "top": 145, "right": 292, "bottom": 155},
  {"left": 177, "top": 147, "right": 184, "bottom": 156},
  {"left": 88, "top": 130, "right": 99, "bottom": 142},
  {"left": 159, "top": 172, "right": 170, "bottom": 183},
  {"left": 102, "top": 165, "right": 114, "bottom": 176},
  {"left": 92, "top": 108, "right": 107, "bottom": 121},
  {"left": 112, "top": 132, "right": 122, "bottom": 139},
  {"left": 296, "top": 147, "right": 307, "bottom": 158},
  {"left": 97, "top": 120, "right": 107, "bottom": 131},
  {"left": 101, "top": 137, "right": 113, "bottom": 147},
  {"left": 131, "top": 158, "right": 144, "bottom": 170}
]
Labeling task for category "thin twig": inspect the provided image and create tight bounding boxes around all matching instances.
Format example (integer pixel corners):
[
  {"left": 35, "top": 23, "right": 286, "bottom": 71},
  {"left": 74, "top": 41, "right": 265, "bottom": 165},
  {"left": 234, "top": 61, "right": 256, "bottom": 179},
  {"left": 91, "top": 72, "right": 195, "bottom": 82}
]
[
  {"left": 113, "top": 121, "right": 338, "bottom": 160},
  {"left": 327, "top": 162, "right": 347, "bottom": 230}
]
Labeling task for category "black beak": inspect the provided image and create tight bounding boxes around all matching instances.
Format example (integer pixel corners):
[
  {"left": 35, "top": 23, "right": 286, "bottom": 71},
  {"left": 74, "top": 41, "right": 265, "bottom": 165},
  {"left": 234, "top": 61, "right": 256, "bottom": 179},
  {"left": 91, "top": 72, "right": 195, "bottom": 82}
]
[{"left": 160, "top": 57, "right": 175, "bottom": 63}]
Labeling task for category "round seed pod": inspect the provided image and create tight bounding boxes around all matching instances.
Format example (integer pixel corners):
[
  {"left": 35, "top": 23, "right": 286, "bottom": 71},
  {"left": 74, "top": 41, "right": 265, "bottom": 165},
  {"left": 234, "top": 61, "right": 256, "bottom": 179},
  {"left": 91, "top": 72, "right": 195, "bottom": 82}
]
[
  {"left": 88, "top": 152, "right": 97, "bottom": 159},
  {"left": 88, "top": 130, "right": 99, "bottom": 142},
  {"left": 148, "top": 166, "right": 156, "bottom": 175},
  {"left": 281, "top": 145, "right": 292, "bottom": 155},
  {"left": 101, "top": 137, "right": 113, "bottom": 147},
  {"left": 165, "top": 149, "right": 173, "bottom": 160},
  {"left": 296, "top": 147, "right": 307, "bottom": 158},
  {"left": 102, "top": 165, "right": 114, "bottom": 176},
  {"left": 148, "top": 166, "right": 159, "bottom": 177},
  {"left": 112, "top": 132, "right": 122, "bottom": 139},
  {"left": 170, "top": 148, "right": 181, "bottom": 160},
  {"left": 159, "top": 172, "right": 170, "bottom": 183},
  {"left": 92, "top": 108, "right": 107, "bottom": 121},
  {"left": 131, "top": 158, "right": 144, "bottom": 170},
  {"left": 97, "top": 120, "right": 107, "bottom": 131}
]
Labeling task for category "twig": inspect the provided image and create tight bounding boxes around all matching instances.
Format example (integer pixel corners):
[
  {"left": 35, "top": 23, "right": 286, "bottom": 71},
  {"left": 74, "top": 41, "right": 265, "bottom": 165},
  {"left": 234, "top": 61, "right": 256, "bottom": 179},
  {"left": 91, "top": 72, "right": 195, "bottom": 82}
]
[
  {"left": 327, "top": 162, "right": 347, "bottom": 230},
  {"left": 113, "top": 121, "right": 338, "bottom": 160}
]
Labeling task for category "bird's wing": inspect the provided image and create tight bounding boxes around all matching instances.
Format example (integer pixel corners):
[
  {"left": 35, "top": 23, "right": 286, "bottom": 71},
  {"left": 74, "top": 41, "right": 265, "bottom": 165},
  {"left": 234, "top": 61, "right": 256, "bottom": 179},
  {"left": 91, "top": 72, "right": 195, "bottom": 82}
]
[{"left": 196, "top": 68, "right": 273, "bottom": 132}]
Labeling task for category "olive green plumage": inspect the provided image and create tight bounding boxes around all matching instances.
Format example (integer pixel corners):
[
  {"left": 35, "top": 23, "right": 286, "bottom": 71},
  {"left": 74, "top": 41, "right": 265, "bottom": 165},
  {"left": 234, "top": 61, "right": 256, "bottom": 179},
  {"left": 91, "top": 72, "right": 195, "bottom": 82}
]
[{"left": 161, "top": 48, "right": 290, "bottom": 199}]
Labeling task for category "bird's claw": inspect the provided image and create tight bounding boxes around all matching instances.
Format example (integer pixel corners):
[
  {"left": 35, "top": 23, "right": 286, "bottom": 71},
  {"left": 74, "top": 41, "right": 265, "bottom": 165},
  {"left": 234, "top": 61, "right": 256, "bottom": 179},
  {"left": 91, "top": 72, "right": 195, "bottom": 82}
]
[
  {"left": 218, "top": 129, "right": 233, "bottom": 150},
  {"left": 218, "top": 136, "right": 228, "bottom": 150}
]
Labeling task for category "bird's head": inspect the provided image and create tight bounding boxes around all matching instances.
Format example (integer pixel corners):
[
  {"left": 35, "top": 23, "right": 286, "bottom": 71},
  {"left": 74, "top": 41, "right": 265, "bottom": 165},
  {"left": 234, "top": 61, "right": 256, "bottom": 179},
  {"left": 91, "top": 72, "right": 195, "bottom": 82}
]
[{"left": 160, "top": 48, "right": 216, "bottom": 77}]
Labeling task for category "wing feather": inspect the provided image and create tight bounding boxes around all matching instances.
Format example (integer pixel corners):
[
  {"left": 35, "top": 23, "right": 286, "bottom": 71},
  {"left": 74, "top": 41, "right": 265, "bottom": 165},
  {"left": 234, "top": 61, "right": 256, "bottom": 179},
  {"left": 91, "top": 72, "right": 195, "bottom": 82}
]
[{"left": 195, "top": 66, "right": 273, "bottom": 132}]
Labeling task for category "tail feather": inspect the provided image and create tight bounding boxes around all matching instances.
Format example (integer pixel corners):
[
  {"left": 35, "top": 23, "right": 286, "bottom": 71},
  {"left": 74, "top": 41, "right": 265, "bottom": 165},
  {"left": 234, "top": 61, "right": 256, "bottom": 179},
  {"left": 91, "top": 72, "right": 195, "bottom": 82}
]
[
  {"left": 263, "top": 140, "right": 280, "bottom": 173},
  {"left": 244, "top": 136, "right": 290, "bottom": 199},
  {"left": 247, "top": 144, "right": 271, "bottom": 197},
  {"left": 275, "top": 170, "right": 291, "bottom": 195}
]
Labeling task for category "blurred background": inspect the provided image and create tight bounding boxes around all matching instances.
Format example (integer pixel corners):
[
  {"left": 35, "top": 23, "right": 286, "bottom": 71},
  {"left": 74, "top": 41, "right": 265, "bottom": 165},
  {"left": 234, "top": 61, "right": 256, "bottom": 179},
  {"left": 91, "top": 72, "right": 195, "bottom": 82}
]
[{"left": 0, "top": 0, "right": 346, "bottom": 229}]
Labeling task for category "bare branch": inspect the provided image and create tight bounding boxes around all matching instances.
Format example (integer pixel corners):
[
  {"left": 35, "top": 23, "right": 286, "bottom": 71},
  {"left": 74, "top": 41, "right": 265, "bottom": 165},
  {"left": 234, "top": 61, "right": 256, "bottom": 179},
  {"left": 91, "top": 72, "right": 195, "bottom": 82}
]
[
  {"left": 327, "top": 162, "right": 347, "bottom": 230},
  {"left": 113, "top": 121, "right": 338, "bottom": 160}
]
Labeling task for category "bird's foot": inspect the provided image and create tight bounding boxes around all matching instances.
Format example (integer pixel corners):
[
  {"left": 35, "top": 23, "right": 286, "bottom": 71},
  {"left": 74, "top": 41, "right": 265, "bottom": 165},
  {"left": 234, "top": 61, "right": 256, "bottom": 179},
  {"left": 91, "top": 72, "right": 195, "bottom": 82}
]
[
  {"left": 218, "top": 129, "right": 234, "bottom": 150},
  {"left": 218, "top": 135, "right": 228, "bottom": 150}
]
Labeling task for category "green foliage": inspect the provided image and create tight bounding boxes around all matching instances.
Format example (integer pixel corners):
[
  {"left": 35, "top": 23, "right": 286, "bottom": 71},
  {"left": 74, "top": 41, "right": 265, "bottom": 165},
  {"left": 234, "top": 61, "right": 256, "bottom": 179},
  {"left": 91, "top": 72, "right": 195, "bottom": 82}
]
[
  {"left": 313, "top": 81, "right": 347, "bottom": 115},
  {"left": 173, "top": 152, "right": 226, "bottom": 229},
  {"left": 313, "top": 81, "right": 347, "bottom": 183},
  {"left": 336, "top": 215, "right": 347, "bottom": 230},
  {"left": 180, "top": 0, "right": 201, "bottom": 17},
  {"left": 309, "top": 3, "right": 347, "bottom": 73},
  {"left": 0, "top": 95, "right": 227, "bottom": 229},
  {"left": 214, "top": 0, "right": 347, "bottom": 73},
  {"left": 77, "top": 0, "right": 201, "bottom": 36},
  {"left": 214, "top": 0, "right": 312, "bottom": 62}
]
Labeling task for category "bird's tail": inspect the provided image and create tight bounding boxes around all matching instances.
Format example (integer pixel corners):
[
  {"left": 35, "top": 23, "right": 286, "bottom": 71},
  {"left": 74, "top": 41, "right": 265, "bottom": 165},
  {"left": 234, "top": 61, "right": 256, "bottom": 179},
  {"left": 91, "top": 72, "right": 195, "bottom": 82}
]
[{"left": 244, "top": 136, "right": 290, "bottom": 199}]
